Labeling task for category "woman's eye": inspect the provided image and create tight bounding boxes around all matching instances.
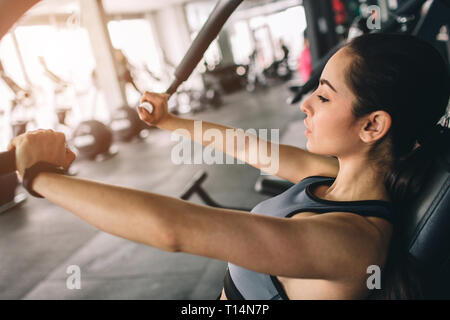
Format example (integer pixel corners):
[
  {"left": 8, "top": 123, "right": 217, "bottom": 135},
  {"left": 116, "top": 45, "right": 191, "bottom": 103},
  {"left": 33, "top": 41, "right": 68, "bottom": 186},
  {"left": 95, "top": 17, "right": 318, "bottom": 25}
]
[{"left": 318, "top": 95, "right": 329, "bottom": 103}]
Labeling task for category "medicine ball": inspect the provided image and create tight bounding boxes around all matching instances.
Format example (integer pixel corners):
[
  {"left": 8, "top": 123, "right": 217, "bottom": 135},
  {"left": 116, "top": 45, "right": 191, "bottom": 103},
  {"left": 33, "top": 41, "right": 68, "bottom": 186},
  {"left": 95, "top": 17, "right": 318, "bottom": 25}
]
[
  {"left": 71, "top": 120, "right": 113, "bottom": 159},
  {"left": 109, "top": 106, "right": 146, "bottom": 142}
]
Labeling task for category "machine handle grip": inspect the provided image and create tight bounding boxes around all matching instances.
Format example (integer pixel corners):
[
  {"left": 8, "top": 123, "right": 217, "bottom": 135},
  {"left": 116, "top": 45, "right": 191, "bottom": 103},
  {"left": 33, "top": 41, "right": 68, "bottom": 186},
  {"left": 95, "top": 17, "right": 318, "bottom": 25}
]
[
  {"left": 139, "top": 0, "right": 244, "bottom": 113},
  {"left": 139, "top": 102, "right": 154, "bottom": 114}
]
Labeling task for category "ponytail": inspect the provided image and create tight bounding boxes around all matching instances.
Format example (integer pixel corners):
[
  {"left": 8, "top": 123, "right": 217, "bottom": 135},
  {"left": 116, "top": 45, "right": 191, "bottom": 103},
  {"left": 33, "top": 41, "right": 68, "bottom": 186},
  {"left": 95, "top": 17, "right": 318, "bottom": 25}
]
[{"left": 385, "top": 125, "right": 450, "bottom": 207}]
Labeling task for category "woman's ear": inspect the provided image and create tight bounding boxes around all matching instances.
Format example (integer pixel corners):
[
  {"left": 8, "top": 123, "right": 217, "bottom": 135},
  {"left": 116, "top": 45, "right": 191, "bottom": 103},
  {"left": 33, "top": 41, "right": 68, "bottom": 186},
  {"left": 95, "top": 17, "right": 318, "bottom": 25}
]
[{"left": 359, "top": 111, "right": 392, "bottom": 144}]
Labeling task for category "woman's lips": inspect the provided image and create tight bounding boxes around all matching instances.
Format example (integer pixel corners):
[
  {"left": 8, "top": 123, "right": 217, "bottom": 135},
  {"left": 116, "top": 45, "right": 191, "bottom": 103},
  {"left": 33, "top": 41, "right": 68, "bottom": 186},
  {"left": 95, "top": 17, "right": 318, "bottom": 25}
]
[{"left": 304, "top": 121, "right": 311, "bottom": 135}]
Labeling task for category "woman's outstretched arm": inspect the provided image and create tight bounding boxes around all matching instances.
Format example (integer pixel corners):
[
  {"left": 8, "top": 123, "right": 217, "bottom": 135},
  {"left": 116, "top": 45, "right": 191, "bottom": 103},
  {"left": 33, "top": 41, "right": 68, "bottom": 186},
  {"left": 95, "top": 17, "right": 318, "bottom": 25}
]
[
  {"left": 11, "top": 129, "right": 384, "bottom": 282},
  {"left": 0, "top": 0, "right": 41, "bottom": 40},
  {"left": 31, "top": 171, "right": 384, "bottom": 281},
  {"left": 138, "top": 92, "right": 340, "bottom": 182}
]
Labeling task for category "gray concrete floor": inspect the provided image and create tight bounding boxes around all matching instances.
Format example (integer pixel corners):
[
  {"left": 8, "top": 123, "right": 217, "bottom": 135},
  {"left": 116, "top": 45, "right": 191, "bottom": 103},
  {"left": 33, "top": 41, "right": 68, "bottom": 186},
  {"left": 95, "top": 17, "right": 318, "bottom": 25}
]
[{"left": 0, "top": 83, "right": 307, "bottom": 300}]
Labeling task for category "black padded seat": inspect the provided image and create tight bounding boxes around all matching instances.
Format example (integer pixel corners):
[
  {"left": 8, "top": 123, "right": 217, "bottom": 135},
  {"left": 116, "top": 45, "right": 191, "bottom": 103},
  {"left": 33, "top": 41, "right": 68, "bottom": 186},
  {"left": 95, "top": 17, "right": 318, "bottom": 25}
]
[{"left": 404, "top": 145, "right": 450, "bottom": 298}]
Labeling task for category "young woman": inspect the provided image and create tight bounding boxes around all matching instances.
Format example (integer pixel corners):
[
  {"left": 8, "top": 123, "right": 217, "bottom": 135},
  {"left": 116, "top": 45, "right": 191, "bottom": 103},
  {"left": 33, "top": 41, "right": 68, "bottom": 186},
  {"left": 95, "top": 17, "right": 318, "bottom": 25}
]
[{"left": 9, "top": 33, "right": 450, "bottom": 299}]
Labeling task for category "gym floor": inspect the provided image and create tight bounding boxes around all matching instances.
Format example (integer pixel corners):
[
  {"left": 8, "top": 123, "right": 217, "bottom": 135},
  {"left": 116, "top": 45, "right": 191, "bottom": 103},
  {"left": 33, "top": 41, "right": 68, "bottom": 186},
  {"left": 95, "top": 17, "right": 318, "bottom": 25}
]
[{"left": 0, "top": 83, "right": 307, "bottom": 299}]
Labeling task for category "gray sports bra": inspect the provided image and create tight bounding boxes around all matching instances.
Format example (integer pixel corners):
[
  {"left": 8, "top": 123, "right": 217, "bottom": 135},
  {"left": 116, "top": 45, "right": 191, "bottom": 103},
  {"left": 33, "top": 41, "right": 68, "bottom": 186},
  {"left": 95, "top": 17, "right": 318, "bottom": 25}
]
[{"left": 223, "top": 175, "right": 394, "bottom": 300}]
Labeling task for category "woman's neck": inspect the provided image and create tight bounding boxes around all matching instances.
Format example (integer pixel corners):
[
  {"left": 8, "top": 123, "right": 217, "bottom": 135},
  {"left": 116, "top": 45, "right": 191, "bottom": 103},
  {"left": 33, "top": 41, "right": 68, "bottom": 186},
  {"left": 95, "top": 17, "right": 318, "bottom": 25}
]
[{"left": 322, "top": 156, "right": 390, "bottom": 202}]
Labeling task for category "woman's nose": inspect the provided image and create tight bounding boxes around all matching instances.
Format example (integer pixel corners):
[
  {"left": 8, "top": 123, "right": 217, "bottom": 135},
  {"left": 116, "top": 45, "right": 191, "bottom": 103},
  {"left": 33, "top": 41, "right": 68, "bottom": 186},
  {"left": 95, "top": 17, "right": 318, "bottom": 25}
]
[
  {"left": 300, "top": 102, "right": 307, "bottom": 114},
  {"left": 300, "top": 96, "right": 313, "bottom": 115}
]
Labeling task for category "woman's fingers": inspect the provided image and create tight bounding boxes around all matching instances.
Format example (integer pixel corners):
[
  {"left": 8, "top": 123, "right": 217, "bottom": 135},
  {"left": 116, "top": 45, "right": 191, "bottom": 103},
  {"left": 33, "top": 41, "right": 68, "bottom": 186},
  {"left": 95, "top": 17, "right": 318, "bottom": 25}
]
[
  {"left": 137, "top": 91, "right": 170, "bottom": 127},
  {"left": 140, "top": 102, "right": 154, "bottom": 114},
  {"left": 7, "top": 138, "right": 16, "bottom": 151},
  {"left": 139, "top": 91, "right": 159, "bottom": 105},
  {"left": 137, "top": 105, "right": 154, "bottom": 123},
  {"left": 8, "top": 129, "right": 75, "bottom": 178},
  {"left": 63, "top": 148, "right": 77, "bottom": 171}
]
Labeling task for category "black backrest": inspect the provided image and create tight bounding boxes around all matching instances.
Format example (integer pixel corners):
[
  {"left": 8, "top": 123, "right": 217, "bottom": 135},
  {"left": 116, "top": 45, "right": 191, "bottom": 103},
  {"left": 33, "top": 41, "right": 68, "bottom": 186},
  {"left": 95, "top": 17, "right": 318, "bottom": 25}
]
[{"left": 404, "top": 145, "right": 450, "bottom": 298}]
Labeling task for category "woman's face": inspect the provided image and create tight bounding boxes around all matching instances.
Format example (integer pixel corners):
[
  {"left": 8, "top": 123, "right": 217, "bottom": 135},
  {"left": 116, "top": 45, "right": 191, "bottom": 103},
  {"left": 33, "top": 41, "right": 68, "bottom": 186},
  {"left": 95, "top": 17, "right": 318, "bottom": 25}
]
[{"left": 300, "top": 48, "right": 363, "bottom": 158}]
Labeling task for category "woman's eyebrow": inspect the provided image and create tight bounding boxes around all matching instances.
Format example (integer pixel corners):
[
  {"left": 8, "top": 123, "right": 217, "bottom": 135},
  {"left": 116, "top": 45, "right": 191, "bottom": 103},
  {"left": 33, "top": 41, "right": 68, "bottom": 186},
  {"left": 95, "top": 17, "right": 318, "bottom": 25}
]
[{"left": 320, "top": 78, "right": 337, "bottom": 93}]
